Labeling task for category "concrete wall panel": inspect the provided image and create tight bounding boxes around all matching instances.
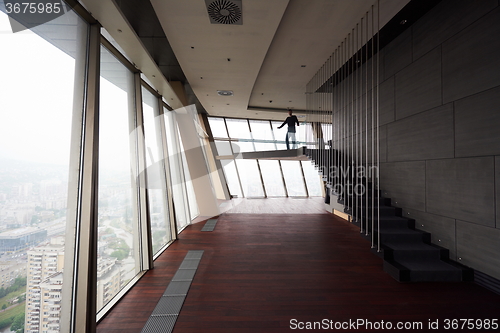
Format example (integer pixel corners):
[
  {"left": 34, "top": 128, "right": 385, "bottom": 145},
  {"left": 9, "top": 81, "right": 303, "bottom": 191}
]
[
  {"left": 403, "top": 208, "right": 457, "bottom": 260},
  {"left": 383, "top": 28, "right": 412, "bottom": 78},
  {"left": 387, "top": 104, "right": 454, "bottom": 162},
  {"left": 442, "top": 7, "right": 500, "bottom": 103},
  {"left": 395, "top": 47, "right": 442, "bottom": 120},
  {"left": 380, "top": 161, "right": 425, "bottom": 211},
  {"left": 426, "top": 157, "right": 495, "bottom": 226},
  {"left": 455, "top": 85, "right": 500, "bottom": 157},
  {"left": 412, "top": 0, "right": 498, "bottom": 60},
  {"left": 457, "top": 220, "right": 500, "bottom": 280},
  {"left": 379, "top": 77, "right": 395, "bottom": 127}
]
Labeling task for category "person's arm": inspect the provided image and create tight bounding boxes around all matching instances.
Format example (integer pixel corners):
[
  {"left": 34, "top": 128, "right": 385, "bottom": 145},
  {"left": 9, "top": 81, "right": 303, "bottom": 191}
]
[
  {"left": 295, "top": 116, "right": 299, "bottom": 126},
  {"left": 278, "top": 119, "right": 287, "bottom": 129}
]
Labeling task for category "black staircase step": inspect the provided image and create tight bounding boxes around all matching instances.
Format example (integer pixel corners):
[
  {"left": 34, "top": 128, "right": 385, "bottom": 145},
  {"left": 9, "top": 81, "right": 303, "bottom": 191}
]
[
  {"left": 383, "top": 241, "right": 439, "bottom": 251},
  {"left": 394, "top": 259, "right": 464, "bottom": 282},
  {"left": 365, "top": 216, "right": 415, "bottom": 230},
  {"left": 377, "top": 227, "right": 431, "bottom": 244},
  {"left": 383, "top": 241, "right": 448, "bottom": 261},
  {"left": 356, "top": 205, "right": 402, "bottom": 216},
  {"left": 343, "top": 191, "right": 386, "bottom": 200},
  {"left": 323, "top": 163, "right": 469, "bottom": 283}
]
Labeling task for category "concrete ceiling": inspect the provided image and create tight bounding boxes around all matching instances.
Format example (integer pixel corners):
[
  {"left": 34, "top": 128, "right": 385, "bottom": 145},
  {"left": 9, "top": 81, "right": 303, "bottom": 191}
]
[{"left": 149, "top": 0, "right": 410, "bottom": 121}]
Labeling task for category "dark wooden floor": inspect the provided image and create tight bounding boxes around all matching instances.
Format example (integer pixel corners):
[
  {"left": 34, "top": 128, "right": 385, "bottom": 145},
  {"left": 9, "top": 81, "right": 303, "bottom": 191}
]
[{"left": 97, "top": 211, "right": 500, "bottom": 333}]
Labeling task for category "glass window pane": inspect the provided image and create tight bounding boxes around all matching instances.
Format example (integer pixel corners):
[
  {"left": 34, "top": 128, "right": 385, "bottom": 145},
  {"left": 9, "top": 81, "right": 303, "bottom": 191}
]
[
  {"left": 280, "top": 161, "right": 307, "bottom": 196},
  {"left": 302, "top": 161, "right": 323, "bottom": 196},
  {"left": 179, "top": 134, "right": 199, "bottom": 221},
  {"left": 208, "top": 117, "right": 229, "bottom": 138},
  {"left": 97, "top": 45, "right": 140, "bottom": 312},
  {"left": 221, "top": 160, "right": 242, "bottom": 197},
  {"left": 297, "top": 122, "right": 314, "bottom": 148},
  {"left": 233, "top": 141, "right": 254, "bottom": 153},
  {"left": 214, "top": 140, "right": 242, "bottom": 198},
  {"left": 249, "top": 120, "right": 275, "bottom": 151},
  {"left": 235, "top": 160, "right": 265, "bottom": 197},
  {"left": 213, "top": 140, "right": 245, "bottom": 196},
  {"left": 249, "top": 120, "right": 274, "bottom": 140},
  {"left": 249, "top": 120, "right": 273, "bottom": 151},
  {"left": 271, "top": 121, "right": 287, "bottom": 150},
  {"left": 259, "top": 160, "right": 286, "bottom": 197},
  {"left": 254, "top": 142, "right": 277, "bottom": 152},
  {"left": 142, "top": 88, "right": 172, "bottom": 254},
  {"left": 225, "top": 118, "right": 251, "bottom": 139},
  {"left": 0, "top": 10, "right": 87, "bottom": 333},
  {"left": 322, "top": 123, "right": 333, "bottom": 143},
  {"left": 214, "top": 140, "right": 233, "bottom": 156}
]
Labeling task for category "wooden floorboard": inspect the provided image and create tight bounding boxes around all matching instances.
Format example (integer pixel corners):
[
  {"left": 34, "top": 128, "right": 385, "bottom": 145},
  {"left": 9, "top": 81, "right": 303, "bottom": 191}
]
[{"left": 97, "top": 209, "right": 500, "bottom": 333}]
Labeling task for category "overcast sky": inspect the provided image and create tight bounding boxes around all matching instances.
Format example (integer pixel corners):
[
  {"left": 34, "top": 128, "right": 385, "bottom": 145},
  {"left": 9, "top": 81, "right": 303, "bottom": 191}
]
[
  {"left": 0, "top": 11, "right": 133, "bottom": 172},
  {"left": 0, "top": 11, "right": 74, "bottom": 166}
]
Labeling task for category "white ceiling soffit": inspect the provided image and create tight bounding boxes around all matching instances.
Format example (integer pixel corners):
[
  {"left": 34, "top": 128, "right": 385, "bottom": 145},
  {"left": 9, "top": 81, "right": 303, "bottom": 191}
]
[
  {"left": 151, "top": 0, "right": 410, "bottom": 121},
  {"left": 249, "top": 0, "right": 410, "bottom": 115},
  {"left": 80, "top": 0, "right": 184, "bottom": 109},
  {"left": 150, "top": 0, "right": 290, "bottom": 118}
]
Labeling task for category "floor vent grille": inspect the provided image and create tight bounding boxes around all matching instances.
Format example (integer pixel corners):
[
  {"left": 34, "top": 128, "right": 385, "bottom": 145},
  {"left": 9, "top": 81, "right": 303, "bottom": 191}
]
[
  {"left": 141, "top": 250, "right": 204, "bottom": 333},
  {"left": 201, "top": 218, "right": 218, "bottom": 231}
]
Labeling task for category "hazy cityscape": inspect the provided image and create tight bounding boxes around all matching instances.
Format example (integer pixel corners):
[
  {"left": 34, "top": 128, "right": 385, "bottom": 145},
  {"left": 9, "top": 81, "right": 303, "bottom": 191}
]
[{"left": 0, "top": 158, "right": 136, "bottom": 333}]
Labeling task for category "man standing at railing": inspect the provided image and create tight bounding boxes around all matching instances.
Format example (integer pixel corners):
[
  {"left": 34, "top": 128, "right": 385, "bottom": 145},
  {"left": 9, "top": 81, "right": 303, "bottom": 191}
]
[{"left": 278, "top": 109, "right": 299, "bottom": 150}]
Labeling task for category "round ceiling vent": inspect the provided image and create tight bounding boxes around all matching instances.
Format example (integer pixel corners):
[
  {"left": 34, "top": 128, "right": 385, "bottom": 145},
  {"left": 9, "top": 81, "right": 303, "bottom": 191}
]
[
  {"left": 217, "top": 90, "right": 234, "bottom": 96},
  {"left": 207, "top": 0, "right": 242, "bottom": 25}
]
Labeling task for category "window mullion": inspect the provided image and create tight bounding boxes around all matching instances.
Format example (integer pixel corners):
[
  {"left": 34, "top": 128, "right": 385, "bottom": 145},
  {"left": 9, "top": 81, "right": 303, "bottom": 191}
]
[
  {"left": 133, "top": 72, "right": 153, "bottom": 271},
  {"left": 61, "top": 22, "right": 100, "bottom": 333}
]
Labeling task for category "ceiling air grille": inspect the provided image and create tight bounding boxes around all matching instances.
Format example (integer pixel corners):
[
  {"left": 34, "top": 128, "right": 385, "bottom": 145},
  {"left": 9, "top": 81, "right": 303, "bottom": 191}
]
[{"left": 205, "top": 0, "right": 242, "bottom": 25}]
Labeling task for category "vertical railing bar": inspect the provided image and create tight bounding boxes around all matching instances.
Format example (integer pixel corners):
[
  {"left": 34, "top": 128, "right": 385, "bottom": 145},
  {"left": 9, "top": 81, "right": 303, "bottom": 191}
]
[
  {"left": 364, "top": 12, "right": 373, "bottom": 236},
  {"left": 355, "top": 22, "right": 359, "bottom": 228},
  {"left": 376, "top": 0, "right": 381, "bottom": 252},
  {"left": 371, "top": 5, "right": 375, "bottom": 249}
]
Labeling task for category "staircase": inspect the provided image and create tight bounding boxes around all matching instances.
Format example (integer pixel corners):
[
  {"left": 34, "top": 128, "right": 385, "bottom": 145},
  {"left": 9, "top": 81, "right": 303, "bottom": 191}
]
[{"left": 305, "top": 148, "right": 473, "bottom": 282}]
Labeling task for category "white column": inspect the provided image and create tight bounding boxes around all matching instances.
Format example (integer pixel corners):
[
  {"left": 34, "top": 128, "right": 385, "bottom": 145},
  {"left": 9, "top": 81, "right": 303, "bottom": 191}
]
[{"left": 174, "top": 105, "right": 220, "bottom": 217}]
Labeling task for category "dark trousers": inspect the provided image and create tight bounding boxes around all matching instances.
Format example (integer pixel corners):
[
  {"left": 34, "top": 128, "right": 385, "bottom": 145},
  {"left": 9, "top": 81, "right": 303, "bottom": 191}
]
[{"left": 285, "top": 131, "right": 296, "bottom": 150}]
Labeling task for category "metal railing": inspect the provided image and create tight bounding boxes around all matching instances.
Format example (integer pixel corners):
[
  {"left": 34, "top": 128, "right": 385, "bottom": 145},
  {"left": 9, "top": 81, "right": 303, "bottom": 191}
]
[{"left": 305, "top": 1, "right": 381, "bottom": 251}]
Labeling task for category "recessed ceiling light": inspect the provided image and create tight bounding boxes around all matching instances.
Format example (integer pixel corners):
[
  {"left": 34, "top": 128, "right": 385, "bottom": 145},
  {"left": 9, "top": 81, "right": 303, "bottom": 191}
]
[
  {"left": 217, "top": 90, "right": 233, "bottom": 96},
  {"left": 301, "top": 65, "right": 306, "bottom": 67},
  {"left": 400, "top": 19, "right": 407, "bottom": 25},
  {"left": 117, "top": 29, "right": 122, "bottom": 33}
]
